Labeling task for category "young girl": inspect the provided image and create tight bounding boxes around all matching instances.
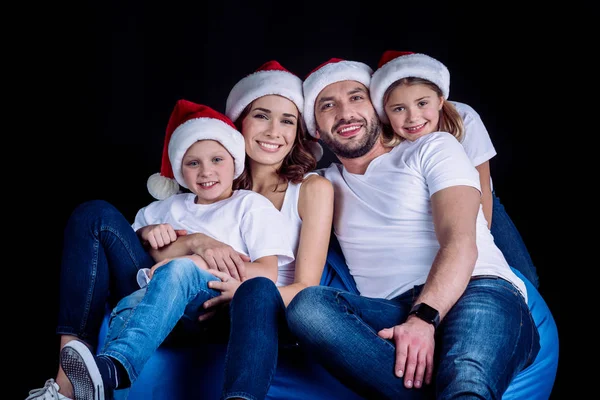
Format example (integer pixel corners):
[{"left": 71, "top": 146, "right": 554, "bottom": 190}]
[
  {"left": 58, "top": 100, "right": 295, "bottom": 400},
  {"left": 369, "top": 50, "right": 539, "bottom": 288}
]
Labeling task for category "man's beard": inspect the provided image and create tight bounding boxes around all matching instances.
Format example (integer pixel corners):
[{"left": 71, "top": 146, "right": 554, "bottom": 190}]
[{"left": 318, "top": 116, "right": 382, "bottom": 159}]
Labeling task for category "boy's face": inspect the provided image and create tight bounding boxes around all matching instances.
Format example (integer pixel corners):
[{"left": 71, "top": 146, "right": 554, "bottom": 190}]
[
  {"left": 181, "top": 140, "right": 235, "bottom": 204},
  {"left": 385, "top": 83, "right": 444, "bottom": 142}
]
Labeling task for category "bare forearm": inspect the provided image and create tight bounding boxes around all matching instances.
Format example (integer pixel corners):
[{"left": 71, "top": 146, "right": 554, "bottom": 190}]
[
  {"left": 244, "top": 261, "right": 278, "bottom": 283},
  {"left": 148, "top": 234, "right": 197, "bottom": 261},
  {"left": 416, "top": 243, "right": 477, "bottom": 319}
]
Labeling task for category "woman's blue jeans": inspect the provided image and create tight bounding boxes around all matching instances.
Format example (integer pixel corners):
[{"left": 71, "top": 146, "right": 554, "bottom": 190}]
[
  {"left": 287, "top": 278, "right": 540, "bottom": 400},
  {"left": 57, "top": 200, "right": 156, "bottom": 349},
  {"left": 491, "top": 192, "right": 539, "bottom": 288},
  {"left": 100, "top": 259, "right": 222, "bottom": 383},
  {"left": 221, "top": 277, "right": 292, "bottom": 400}
]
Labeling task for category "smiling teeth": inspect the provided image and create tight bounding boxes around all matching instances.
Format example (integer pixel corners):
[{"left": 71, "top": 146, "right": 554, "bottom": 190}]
[
  {"left": 406, "top": 123, "right": 425, "bottom": 132},
  {"left": 200, "top": 182, "right": 217, "bottom": 187},
  {"left": 339, "top": 126, "right": 357, "bottom": 133},
  {"left": 259, "top": 142, "right": 279, "bottom": 149}
]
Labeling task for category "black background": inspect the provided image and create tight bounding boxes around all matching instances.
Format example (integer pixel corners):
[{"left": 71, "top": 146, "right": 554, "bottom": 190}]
[{"left": 17, "top": 1, "right": 582, "bottom": 398}]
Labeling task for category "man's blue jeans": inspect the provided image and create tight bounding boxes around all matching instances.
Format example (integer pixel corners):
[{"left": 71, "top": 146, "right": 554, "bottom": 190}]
[
  {"left": 221, "top": 277, "right": 294, "bottom": 400},
  {"left": 491, "top": 192, "right": 539, "bottom": 288},
  {"left": 57, "top": 200, "right": 156, "bottom": 349},
  {"left": 287, "top": 277, "right": 540, "bottom": 399},
  {"left": 100, "top": 259, "right": 222, "bottom": 383}
]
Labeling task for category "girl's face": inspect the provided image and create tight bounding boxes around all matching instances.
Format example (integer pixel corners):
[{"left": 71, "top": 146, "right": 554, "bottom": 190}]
[
  {"left": 181, "top": 140, "right": 235, "bottom": 204},
  {"left": 241, "top": 95, "right": 299, "bottom": 168},
  {"left": 384, "top": 83, "right": 444, "bottom": 142}
]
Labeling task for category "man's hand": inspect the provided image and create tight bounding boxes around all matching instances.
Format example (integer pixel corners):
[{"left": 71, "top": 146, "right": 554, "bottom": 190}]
[
  {"left": 190, "top": 234, "right": 250, "bottom": 281},
  {"left": 377, "top": 316, "right": 435, "bottom": 389},
  {"left": 197, "top": 269, "right": 242, "bottom": 322}
]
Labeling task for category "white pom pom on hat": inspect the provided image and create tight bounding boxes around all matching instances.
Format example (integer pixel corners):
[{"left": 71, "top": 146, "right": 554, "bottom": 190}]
[
  {"left": 302, "top": 58, "right": 373, "bottom": 138},
  {"left": 370, "top": 50, "right": 450, "bottom": 124},
  {"left": 147, "top": 100, "right": 245, "bottom": 200}
]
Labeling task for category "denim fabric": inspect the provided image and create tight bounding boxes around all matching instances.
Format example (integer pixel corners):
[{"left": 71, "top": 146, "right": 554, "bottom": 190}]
[
  {"left": 221, "top": 277, "right": 291, "bottom": 400},
  {"left": 287, "top": 278, "right": 540, "bottom": 400},
  {"left": 491, "top": 192, "right": 539, "bottom": 288},
  {"left": 101, "top": 258, "right": 222, "bottom": 382},
  {"left": 57, "top": 200, "right": 156, "bottom": 349}
]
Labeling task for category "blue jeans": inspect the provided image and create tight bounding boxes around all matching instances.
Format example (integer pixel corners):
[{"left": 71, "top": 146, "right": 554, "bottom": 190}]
[
  {"left": 221, "top": 277, "right": 293, "bottom": 400},
  {"left": 100, "top": 258, "right": 222, "bottom": 383},
  {"left": 57, "top": 200, "right": 156, "bottom": 349},
  {"left": 287, "top": 278, "right": 540, "bottom": 399},
  {"left": 491, "top": 192, "right": 539, "bottom": 288}
]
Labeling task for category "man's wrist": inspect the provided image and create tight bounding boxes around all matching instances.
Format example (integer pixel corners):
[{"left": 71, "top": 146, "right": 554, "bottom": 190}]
[{"left": 409, "top": 303, "right": 440, "bottom": 329}]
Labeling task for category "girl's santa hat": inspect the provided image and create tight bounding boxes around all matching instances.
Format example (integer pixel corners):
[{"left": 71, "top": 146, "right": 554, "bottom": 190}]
[
  {"left": 302, "top": 58, "right": 373, "bottom": 138},
  {"left": 147, "top": 99, "right": 245, "bottom": 200},
  {"left": 370, "top": 51, "right": 450, "bottom": 123}
]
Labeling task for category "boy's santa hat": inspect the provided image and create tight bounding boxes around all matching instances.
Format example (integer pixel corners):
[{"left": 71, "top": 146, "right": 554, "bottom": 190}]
[
  {"left": 225, "top": 60, "right": 323, "bottom": 161},
  {"left": 370, "top": 51, "right": 450, "bottom": 123},
  {"left": 302, "top": 58, "right": 373, "bottom": 137},
  {"left": 147, "top": 99, "right": 245, "bottom": 200}
]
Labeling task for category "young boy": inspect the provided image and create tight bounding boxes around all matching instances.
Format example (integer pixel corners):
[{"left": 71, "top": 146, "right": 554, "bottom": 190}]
[{"left": 59, "top": 99, "right": 294, "bottom": 400}]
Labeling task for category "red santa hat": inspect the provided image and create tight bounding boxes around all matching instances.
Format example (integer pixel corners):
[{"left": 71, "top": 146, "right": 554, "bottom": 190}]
[
  {"left": 302, "top": 58, "right": 373, "bottom": 138},
  {"left": 225, "top": 60, "right": 323, "bottom": 161},
  {"left": 147, "top": 99, "right": 245, "bottom": 200},
  {"left": 370, "top": 51, "right": 450, "bottom": 124}
]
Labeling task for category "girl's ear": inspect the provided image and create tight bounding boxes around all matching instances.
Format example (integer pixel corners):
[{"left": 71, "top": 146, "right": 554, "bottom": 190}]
[{"left": 438, "top": 96, "right": 445, "bottom": 111}]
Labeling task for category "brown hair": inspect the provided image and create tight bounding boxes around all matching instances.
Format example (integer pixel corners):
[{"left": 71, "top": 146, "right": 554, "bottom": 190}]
[
  {"left": 233, "top": 101, "right": 317, "bottom": 191},
  {"left": 381, "top": 77, "right": 464, "bottom": 147}
]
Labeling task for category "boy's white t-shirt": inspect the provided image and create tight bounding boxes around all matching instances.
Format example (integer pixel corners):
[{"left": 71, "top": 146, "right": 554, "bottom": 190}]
[
  {"left": 323, "top": 132, "right": 526, "bottom": 301},
  {"left": 132, "top": 190, "right": 295, "bottom": 287}
]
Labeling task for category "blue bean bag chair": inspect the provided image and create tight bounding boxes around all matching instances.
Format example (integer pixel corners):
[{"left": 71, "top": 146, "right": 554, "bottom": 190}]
[{"left": 99, "top": 238, "right": 558, "bottom": 399}]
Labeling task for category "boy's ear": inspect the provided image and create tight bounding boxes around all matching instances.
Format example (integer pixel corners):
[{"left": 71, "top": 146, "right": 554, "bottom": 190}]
[{"left": 438, "top": 97, "right": 445, "bottom": 111}]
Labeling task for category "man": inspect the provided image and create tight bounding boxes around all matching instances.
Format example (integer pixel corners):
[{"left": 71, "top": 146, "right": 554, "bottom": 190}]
[{"left": 286, "top": 58, "right": 540, "bottom": 399}]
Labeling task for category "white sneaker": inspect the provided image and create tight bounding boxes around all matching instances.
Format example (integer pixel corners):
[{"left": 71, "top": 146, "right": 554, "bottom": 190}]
[
  {"left": 26, "top": 379, "right": 73, "bottom": 400},
  {"left": 60, "top": 340, "right": 105, "bottom": 400}
]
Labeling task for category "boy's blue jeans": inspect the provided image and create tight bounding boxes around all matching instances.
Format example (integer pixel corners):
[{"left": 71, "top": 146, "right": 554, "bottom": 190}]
[
  {"left": 100, "top": 259, "right": 222, "bottom": 383},
  {"left": 57, "top": 200, "right": 156, "bottom": 349},
  {"left": 491, "top": 192, "right": 539, "bottom": 288},
  {"left": 287, "top": 277, "right": 540, "bottom": 399}
]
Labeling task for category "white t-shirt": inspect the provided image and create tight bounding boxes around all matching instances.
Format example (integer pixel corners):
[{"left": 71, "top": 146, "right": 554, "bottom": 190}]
[
  {"left": 132, "top": 190, "right": 295, "bottom": 287},
  {"left": 323, "top": 132, "right": 526, "bottom": 301}
]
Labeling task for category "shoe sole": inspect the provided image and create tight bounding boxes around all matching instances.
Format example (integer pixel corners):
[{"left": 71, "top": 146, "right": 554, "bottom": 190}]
[{"left": 60, "top": 340, "right": 105, "bottom": 400}]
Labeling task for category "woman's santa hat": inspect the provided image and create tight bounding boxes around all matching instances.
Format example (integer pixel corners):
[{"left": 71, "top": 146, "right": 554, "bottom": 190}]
[
  {"left": 370, "top": 51, "right": 450, "bottom": 124},
  {"left": 225, "top": 60, "right": 323, "bottom": 161},
  {"left": 147, "top": 99, "right": 245, "bottom": 200},
  {"left": 302, "top": 58, "right": 373, "bottom": 138}
]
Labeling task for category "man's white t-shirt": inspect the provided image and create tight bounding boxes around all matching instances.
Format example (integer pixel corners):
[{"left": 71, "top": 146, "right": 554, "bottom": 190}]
[
  {"left": 322, "top": 132, "right": 526, "bottom": 301},
  {"left": 132, "top": 190, "right": 295, "bottom": 287}
]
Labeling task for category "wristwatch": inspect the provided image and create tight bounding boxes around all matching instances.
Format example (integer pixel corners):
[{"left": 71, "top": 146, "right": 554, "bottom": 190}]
[{"left": 409, "top": 303, "right": 440, "bottom": 329}]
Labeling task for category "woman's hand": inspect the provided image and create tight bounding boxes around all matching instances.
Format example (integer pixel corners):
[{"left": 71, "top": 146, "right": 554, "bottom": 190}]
[
  {"left": 189, "top": 234, "right": 250, "bottom": 281},
  {"left": 197, "top": 269, "right": 242, "bottom": 322}
]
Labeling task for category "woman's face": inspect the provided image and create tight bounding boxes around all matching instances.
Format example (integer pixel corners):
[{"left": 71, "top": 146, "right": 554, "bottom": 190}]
[{"left": 241, "top": 95, "right": 299, "bottom": 167}]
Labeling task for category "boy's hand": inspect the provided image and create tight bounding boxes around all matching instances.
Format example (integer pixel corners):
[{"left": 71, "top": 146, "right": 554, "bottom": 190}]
[{"left": 140, "top": 223, "right": 187, "bottom": 250}]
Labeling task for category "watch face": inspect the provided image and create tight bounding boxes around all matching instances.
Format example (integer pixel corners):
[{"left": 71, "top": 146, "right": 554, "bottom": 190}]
[{"left": 411, "top": 303, "right": 440, "bottom": 327}]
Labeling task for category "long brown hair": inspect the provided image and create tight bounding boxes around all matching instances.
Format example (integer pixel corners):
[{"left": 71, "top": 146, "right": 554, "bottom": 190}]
[
  {"left": 233, "top": 100, "right": 317, "bottom": 191},
  {"left": 381, "top": 77, "right": 464, "bottom": 147}
]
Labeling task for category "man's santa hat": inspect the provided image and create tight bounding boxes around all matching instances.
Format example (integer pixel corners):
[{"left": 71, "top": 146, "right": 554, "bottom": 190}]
[
  {"left": 225, "top": 60, "right": 323, "bottom": 161},
  {"left": 370, "top": 51, "right": 450, "bottom": 123},
  {"left": 302, "top": 58, "right": 373, "bottom": 137},
  {"left": 147, "top": 99, "right": 245, "bottom": 200}
]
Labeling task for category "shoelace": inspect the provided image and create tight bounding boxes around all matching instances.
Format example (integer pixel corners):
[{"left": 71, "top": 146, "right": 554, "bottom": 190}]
[{"left": 26, "top": 379, "right": 60, "bottom": 399}]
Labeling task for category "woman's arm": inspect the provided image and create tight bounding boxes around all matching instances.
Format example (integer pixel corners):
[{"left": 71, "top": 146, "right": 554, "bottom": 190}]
[
  {"left": 149, "top": 232, "right": 250, "bottom": 281},
  {"left": 475, "top": 161, "right": 493, "bottom": 229},
  {"left": 279, "top": 175, "right": 334, "bottom": 307}
]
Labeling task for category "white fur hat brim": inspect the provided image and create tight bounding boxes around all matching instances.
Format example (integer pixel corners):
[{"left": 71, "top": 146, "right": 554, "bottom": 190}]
[
  {"left": 370, "top": 53, "right": 450, "bottom": 124},
  {"left": 226, "top": 70, "right": 304, "bottom": 123},
  {"left": 168, "top": 117, "right": 245, "bottom": 188},
  {"left": 303, "top": 60, "right": 373, "bottom": 137}
]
